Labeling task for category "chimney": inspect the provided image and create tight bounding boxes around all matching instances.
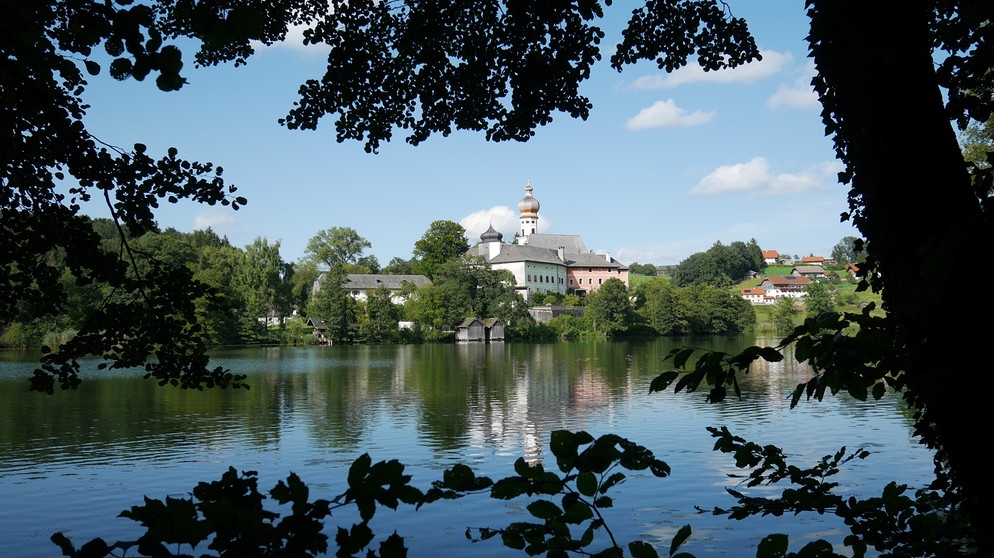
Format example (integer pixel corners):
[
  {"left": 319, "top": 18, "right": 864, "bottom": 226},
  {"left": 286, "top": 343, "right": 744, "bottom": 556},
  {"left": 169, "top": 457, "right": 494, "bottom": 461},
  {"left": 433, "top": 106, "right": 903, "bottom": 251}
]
[
  {"left": 604, "top": 252, "right": 612, "bottom": 262},
  {"left": 557, "top": 246, "right": 565, "bottom": 261}
]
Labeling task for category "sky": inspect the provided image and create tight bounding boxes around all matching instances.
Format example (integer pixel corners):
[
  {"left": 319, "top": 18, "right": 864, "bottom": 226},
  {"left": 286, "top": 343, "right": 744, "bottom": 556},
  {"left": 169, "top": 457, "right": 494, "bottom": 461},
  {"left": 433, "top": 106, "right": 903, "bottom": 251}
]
[{"left": 78, "top": 1, "right": 859, "bottom": 267}]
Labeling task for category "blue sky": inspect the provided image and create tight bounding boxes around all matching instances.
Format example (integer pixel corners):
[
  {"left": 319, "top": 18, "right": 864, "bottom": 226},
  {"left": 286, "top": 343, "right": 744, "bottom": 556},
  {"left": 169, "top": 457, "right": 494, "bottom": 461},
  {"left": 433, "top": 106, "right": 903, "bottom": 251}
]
[{"left": 79, "top": 1, "right": 858, "bottom": 267}]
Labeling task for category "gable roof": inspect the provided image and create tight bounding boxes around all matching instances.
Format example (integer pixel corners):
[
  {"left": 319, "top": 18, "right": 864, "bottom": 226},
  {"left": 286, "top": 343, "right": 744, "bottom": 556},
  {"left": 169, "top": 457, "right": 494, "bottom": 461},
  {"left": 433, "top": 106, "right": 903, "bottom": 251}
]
[
  {"left": 457, "top": 317, "right": 483, "bottom": 329},
  {"left": 343, "top": 274, "right": 431, "bottom": 290},
  {"left": 740, "top": 287, "right": 766, "bottom": 295},
  {"left": 488, "top": 244, "right": 566, "bottom": 266},
  {"left": 792, "top": 266, "right": 825, "bottom": 274},
  {"left": 313, "top": 273, "right": 430, "bottom": 294},
  {"left": 762, "top": 250, "right": 779, "bottom": 259},
  {"left": 763, "top": 275, "right": 813, "bottom": 287},
  {"left": 564, "top": 252, "right": 628, "bottom": 270}
]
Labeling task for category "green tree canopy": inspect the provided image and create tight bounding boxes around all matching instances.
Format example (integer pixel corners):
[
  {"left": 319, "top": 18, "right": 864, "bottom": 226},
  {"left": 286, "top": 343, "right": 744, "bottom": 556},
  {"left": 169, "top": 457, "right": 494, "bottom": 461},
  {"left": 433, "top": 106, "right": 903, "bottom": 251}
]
[
  {"left": 302, "top": 227, "right": 372, "bottom": 271},
  {"left": 584, "top": 277, "right": 633, "bottom": 336},
  {"left": 670, "top": 240, "right": 761, "bottom": 287},
  {"left": 411, "top": 220, "right": 469, "bottom": 280},
  {"left": 802, "top": 281, "right": 834, "bottom": 315},
  {"left": 307, "top": 268, "right": 356, "bottom": 343},
  {"left": 830, "top": 236, "right": 862, "bottom": 265},
  {"left": 627, "top": 262, "right": 658, "bottom": 276}
]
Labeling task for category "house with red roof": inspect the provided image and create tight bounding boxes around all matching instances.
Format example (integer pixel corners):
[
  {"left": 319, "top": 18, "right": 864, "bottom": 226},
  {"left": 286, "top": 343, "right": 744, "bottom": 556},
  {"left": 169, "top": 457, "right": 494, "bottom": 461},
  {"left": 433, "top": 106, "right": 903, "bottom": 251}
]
[{"left": 758, "top": 275, "right": 812, "bottom": 299}]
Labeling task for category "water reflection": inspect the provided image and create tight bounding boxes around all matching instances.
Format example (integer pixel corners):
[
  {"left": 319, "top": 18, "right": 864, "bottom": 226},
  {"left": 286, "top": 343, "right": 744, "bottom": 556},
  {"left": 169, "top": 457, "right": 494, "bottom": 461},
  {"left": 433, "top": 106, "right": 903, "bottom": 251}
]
[{"left": 0, "top": 339, "right": 934, "bottom": 558}]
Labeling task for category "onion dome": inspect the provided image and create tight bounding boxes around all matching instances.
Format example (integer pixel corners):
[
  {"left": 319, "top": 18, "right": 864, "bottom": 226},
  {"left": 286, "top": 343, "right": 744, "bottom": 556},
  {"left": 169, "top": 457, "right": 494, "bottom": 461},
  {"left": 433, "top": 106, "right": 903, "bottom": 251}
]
[
  {"left": 480, "top": 224, "right": 503, "bottom": 243},
  {"left": 518, "top": 182, "right": 540, "bottom": 216}
]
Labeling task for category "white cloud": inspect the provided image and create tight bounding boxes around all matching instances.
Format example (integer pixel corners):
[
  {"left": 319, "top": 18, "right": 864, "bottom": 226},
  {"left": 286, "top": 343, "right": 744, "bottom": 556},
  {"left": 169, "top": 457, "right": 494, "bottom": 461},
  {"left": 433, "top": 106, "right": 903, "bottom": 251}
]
[
  {"left": 629, "top": 50, "right": 792, "bottom": 90},
  {"left": 193, "top": 210, "right": 236, "bottom": 231},
  {"left": 766, "top": 64, "right": 819, "bottom": 110},
  {"left": 459, "top": 206, "right": 524, "bottom": 242},
  {"left": 625, "top": 99, "right": 715, "bottom": 130},
  {"left": 252, "top": 24, "right": 331, "bottom": 56},
  {"left": 689, "top": 157, "right": 842, "bottom": 196}
]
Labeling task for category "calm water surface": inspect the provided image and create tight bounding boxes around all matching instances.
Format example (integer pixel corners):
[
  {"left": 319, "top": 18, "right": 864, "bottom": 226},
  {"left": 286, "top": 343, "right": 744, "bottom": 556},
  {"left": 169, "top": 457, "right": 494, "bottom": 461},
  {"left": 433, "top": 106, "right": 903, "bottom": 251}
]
[{"left": 0, "top": 338, "right": 934, "bottom": 557}]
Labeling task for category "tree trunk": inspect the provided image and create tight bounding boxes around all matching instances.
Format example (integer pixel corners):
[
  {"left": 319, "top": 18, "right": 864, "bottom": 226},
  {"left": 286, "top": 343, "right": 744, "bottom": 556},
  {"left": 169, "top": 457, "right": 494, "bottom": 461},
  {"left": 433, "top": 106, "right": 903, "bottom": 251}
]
[{"left": 808, "top": 0, "right": 992, "bottom": 552}]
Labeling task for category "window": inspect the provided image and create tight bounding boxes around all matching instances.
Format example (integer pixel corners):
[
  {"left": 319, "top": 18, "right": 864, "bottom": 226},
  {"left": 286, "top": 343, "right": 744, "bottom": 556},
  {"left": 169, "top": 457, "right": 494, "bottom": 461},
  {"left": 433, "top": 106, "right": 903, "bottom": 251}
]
[
  {"left": 570, "top": 279, "right": 574, "bottom": 285},
  {"left": 598, "top": 278, "right": 603, "bottom": 285}
]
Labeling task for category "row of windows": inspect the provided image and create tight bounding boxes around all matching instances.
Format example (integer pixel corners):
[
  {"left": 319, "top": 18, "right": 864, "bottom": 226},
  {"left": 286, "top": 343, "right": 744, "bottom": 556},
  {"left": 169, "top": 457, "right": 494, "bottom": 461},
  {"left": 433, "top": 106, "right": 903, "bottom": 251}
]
[
  {"left": 526, "top": 274, "right": 606, "bottom": 286},
  {"left": 527, "top": 274, "right": 564, "bottom": 284}
]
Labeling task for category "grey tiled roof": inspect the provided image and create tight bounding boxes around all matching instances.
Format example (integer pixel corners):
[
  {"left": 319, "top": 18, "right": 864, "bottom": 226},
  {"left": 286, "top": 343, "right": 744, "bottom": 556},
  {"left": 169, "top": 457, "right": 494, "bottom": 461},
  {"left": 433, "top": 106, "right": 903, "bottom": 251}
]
[
  {"left": 344, "top": 274, "right": 431, "bottom": 290},
  {"left": 314, "top": 273, "right": 430, "bottom": 294},
  {"left": 520, "top": 234, "right": 587, "bottom": 253},
  {"left": 489, "top": 244, "right": 565, "bottom": 265},
  {"left": 792, "top": 266, "right": 825, "bottom": 274},
  {"left": 564, "top": 252, "right": 628, "bottom": 269}
]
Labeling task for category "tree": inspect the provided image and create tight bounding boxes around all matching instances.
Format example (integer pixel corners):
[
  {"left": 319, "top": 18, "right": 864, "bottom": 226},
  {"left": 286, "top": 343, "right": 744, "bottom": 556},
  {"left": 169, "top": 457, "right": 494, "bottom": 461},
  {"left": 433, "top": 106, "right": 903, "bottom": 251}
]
[
  {"left": 307, "top": 268, "right": 356, "bottom": 343},
  {"left": 302, "top": 227, "right": 372, "bottom": 271},
  {"left": 800, "top": 3, "right": 994, "bottom": 549},
  {"left": 803, "top": 281, "right": 834, "bottom": 315},
  {"left": 628, "top": 262, "right": 658, "bottom": 276},
  {"left": 634, "top": 279, "right": 686, "bottom": 335},
  {"left": 830, "top": 236, "right": 862, "bottom": 265},
  {"left": 239, "top": 238, "right": 292, "bottom": 338},
  {"left": 960, "top": 114, "right": 994, "bottom": 167},
  {"left": 411, "top": 220, "right": 469, "bottom": 280},
  {"left": 670, "top": 240, "right": 761, "bottom": 287},
  {"left": 358, "top": 285, "right": 401, "bottom": 343},
  {"left": 381, "top": 257, "right": 415, "bottom": 275},
  {"left": 770, "top": 297, "right": 798, "bottom": 335},
  {"left": 584, "top": 278, "right": 633, "bottom": 336}
]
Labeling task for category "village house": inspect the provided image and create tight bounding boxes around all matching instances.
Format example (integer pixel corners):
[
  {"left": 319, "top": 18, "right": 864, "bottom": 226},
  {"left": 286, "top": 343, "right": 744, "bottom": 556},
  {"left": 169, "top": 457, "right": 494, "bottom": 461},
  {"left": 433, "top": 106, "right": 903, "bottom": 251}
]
[
  {"left": 311, "top": 273, "right": 431, "bottom": 304},
  {"left": 762, "top": 249, "right": 780, "bottom": 265},
  {"left": 800, "top": 256, "right": 826, "bottom": 266},
  {"left": 758, "top": 275, "right": 813, "bottom": 299},
  {"left": 791, "top": 265, "right": 826, "bottom": 280},
  {"left": 466, "top": 182, "right": 628, "bottom": 301},
  {"left": 740, "top": 287, "right": 773, "bottom": 305}
]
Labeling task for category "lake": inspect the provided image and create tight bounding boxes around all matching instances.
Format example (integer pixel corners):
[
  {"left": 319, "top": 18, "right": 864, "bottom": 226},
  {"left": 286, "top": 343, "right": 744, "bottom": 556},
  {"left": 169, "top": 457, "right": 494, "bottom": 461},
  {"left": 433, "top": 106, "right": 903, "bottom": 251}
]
[{"left": 0, "top": 337, "right": 934, "bottom": 557}]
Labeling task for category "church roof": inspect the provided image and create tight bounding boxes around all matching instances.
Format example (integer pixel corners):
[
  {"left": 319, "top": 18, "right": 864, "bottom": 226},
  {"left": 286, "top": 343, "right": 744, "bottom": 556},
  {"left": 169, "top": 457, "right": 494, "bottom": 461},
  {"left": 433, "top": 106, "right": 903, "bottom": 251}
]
[
  {"left": 519, "top": 233, "right": 588, "bottom": 254},
  {"left": 518, "top": 182, "right": 540, "bottom": 215},
  {"left": 480, "top": 224, "right": 503, "bottom": 243},
  {"left": 489, "top": 244, "right": 565, "bottom": 265}
]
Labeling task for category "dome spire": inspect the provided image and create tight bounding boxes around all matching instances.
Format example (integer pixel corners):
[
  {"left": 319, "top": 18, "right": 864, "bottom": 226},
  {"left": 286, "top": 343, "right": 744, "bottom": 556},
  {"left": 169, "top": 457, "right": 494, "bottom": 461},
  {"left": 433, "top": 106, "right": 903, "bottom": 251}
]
[
  {"left": 480, "top": 221, "right": 503, "bottom": 243},
  {"left": 518, "top": 179, "right": 540, "bottom": 240}
]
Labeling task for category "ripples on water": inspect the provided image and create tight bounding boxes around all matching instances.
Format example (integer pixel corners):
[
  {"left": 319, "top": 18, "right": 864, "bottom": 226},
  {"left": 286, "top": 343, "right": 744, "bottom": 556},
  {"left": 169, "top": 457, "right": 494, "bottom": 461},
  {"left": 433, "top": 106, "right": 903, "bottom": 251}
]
[{"left": 0, "top": 341, "right": 933, "bottom": 557}]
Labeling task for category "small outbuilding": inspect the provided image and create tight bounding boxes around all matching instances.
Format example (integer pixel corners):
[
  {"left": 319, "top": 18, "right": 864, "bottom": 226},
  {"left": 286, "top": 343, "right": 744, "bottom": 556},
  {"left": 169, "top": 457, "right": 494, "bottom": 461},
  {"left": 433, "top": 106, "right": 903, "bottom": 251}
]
[
  {"left": 306, "top": 317, "right": 330, "bottom": 344},
  {"left": 482, "top": 318, "right": 505, "bottom": 342},
  {"left": 455, "top": 318, "right": 486, "bottom": 342},
  {"left": 456, "top": 317, "right": 505, "bottom": 342}
]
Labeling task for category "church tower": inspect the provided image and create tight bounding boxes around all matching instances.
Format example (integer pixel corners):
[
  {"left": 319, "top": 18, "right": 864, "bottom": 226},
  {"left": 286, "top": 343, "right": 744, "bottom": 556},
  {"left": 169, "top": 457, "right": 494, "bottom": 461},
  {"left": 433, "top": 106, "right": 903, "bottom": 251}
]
[{"left": 517, "top": 180, "right": 540, "bottom": 242}]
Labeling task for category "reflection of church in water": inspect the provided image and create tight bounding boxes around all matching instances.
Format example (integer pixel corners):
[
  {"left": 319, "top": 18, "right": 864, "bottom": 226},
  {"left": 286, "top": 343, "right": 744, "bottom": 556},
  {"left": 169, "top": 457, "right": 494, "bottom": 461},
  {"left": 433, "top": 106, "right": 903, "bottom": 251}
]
[
  {"left": 467, "top": 182, "right": 629, "bottom": 302},
  {"left": 456, "top": 343, "right": 632, "bottom": 463}
]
